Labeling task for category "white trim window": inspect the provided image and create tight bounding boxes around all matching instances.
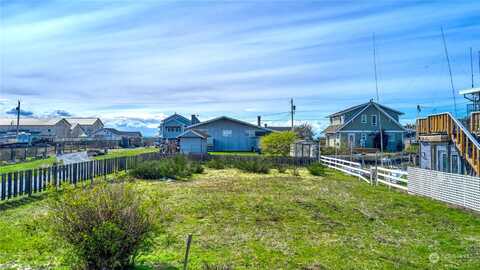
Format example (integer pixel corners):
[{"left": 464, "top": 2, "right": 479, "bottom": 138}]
[
  {"left": 371, "top": 115, "right": 377, "bottom": 126},
  {"left": 361, "top": 114, "right": 367, "bottom": 123},
  {"left": 222, "top": 129, "right": 232, "bottom": 137}
]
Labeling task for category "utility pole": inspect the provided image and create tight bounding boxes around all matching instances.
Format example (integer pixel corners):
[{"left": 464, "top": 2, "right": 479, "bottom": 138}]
[
  {"left": 16, "top": 100, "right": 20, "bottom": 136},
  {"left": 290, "top": 98, "right": 296, "bottom": 131}
]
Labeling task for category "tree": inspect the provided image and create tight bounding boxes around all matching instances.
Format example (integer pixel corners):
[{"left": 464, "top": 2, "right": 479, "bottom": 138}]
[
  {"left": 294, "top": 123, "right": 314, "bottom": 140},
  {"left": 260, "top": 131, "right": 297, "bottom": 156}
]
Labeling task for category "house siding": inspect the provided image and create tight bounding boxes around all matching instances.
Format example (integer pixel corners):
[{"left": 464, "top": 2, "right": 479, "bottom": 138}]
[
  {"left": 188, "top": 119, "right": 266, "bottom": 152},
  {"left": 325, "top": 102, "right": 405, "bottom": 152},
  {"left": 179, "top": 137, "right": 207, "bottom": 154},
  {"left": 159, "top": 116, "right": 191, "bottom": 139}
]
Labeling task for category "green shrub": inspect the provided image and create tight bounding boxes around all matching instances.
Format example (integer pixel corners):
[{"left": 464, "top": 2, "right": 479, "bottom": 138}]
[
  {"left": 235, "top": 159, "right": 271, "bottom": 174},
  {"left": 205, "top": 158, "right": 228, "bottom": 169},
  {"left": 130, "top": 155, "right": 203, "bottom": 180},
  {"left": 48, "top": 183, "right": 152, "bottom": 269},
  {"left": 260, "top": 131, "right": 297, "bottom": 156},
  {"left": 307, "top": 163, "right": 326, "bottom": 176}
]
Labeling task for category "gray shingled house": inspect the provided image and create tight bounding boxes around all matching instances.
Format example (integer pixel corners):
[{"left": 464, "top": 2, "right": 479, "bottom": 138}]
[{"left": 322, "top": 101, "right": 406, "bottom": 152}]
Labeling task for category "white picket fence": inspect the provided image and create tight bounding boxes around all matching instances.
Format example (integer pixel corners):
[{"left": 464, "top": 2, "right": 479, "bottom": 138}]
[
  {"left": 320, "top": 156, "right": 407, "bottom": 190},
  {"left": 320, "top": 155, "right": 480, "bottom": 212}
]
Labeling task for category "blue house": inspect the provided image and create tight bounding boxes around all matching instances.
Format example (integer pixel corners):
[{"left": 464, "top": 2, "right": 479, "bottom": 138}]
[
  {"left": 159, "top": 114, "right": 200, "bottom": 140},
  {"left": 186, "top": 116, "right": 270, "bottom": 152}
]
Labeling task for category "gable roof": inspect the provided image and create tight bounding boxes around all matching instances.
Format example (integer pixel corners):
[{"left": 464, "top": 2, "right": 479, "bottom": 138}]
[
  {"left": 321, "top": 124, "right": 342, "bottom": 134},
  {"left": 328, "top": 101, "right": 403, "bottom": 117},
  {"left": 95, "top": 128, "right": 142, "bottom": 137},
  {"left": 177, "top": 129, "right": 209, "bottom": 139},
  {"left": 337, "top": 102, "right": 406, "bottom": 132},
  {"left": 187, "top": 116, "right": 269, "bottom": 131},
  {"left": 66, "top": 117, "right": 103, "bottom": 126},
  {"left": 160, "top": 113, "right": 191, "bottom": 125},
  {"left": 0, "top": 118, "right": 67, "bottom": 126},
  {"left": 267, "top": 126, "right": 291, "bottom": 132}
]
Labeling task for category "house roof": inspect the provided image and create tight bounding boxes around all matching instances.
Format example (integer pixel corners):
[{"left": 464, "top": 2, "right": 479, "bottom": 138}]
[
  {"left": 267, "top": 126, "right": 291, "bottom": 132},
  {"left": 98, "top": 128, "right": 142, "bottom": 137},
  {"left": 187, "top": 116, "right": 269, "bottom": 131},
  {"left": 66, "top": 117, "right": 102, "bottom": 126},
  {"left": 0, "top": 118, "right": 66, "bottom": 126},
  {"left": 177, "top": 129, "right": 209, "bottom": 139},
  {"left": 321, "top": 124, "right": 342, "bottom": 134},
  {"left": 328, "top": 101, "right": 404, "bottom": 117},
  {"left": 160, "top": 113, "right": 191, "bottom": 124},
  {"left": 328, "top": 102, "right": 406, "bottom": 133}
]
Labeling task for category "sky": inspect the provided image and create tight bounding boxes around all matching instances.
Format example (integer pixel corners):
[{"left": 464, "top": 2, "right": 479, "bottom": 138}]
[{"left": 1, "top": 0, "right": 479, "bottom": 137}]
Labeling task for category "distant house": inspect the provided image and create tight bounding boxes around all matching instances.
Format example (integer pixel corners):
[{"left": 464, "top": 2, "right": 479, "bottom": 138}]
[
  {"left": 322, "top": 101, "right": 406, "bottom": 152},
  {"left": 159, "top": 114, "right": 200, "bottom": 140},
  {"left": 186, "top": 116, "right": 270, "bottom": 152},
  {"left": 66, "top": 118, "right": 104, "bottom": 137},
  {"left": 177, "top": 129, "right": 208, "bottom": 154},
  {"left": 92, "top": 128, "right": 143, "bottom": 147},
  {"left": 0, "top": 118, "right": 72, "bottom": 139}
]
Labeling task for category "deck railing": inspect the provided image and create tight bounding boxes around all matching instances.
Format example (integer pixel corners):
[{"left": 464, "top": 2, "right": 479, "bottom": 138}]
[
  {"left": 471, "top": 112, "right": 480, "bottom": 133},
  {"left": 417, "top": 112, "right": 480, "bottom": 175}
]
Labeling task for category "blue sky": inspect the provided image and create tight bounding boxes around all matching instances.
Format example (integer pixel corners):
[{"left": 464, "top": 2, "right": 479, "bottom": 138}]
[{"left": 1, "top": 0, "right": 479, "bottom": 136}]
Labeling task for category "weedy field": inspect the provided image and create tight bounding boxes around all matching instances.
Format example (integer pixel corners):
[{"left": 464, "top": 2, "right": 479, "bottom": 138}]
[{"left": 0, "top": 167, "right": 479, "bottom": 269}]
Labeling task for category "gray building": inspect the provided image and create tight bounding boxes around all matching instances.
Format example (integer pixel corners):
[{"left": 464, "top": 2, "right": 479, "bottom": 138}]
[
  {"left": 186, "top": 116, "right": 270, "bottom": 152},
  {"left": 0, "top": 118, "right": 72, "bottom": 139},
  {"left": 67, "top": 118, "right": 104, "bottom": 137},
  {"left": 322, "top": 101, "right": 406, "bottom": 152}
]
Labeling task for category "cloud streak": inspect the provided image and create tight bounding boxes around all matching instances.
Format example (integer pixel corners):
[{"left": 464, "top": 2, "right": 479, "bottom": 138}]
[{"left": 1, "top": 1, "right": 479, "bottom": 136}]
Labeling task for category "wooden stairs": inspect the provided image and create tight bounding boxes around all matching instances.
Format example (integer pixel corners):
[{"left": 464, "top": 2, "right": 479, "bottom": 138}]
[{"left": 417, "top": 112, "right": 480, "bottom": 175}]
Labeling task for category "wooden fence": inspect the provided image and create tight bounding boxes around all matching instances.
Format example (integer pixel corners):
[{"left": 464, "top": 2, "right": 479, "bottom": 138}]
[{"left": 0, "top": 152, "right": 166, "bottom": 201}]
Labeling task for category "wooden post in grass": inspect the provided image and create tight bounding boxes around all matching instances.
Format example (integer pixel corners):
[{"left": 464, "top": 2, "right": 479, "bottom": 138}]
[{"left": 183, "top": 234, "right": 193, "bottom": 270}]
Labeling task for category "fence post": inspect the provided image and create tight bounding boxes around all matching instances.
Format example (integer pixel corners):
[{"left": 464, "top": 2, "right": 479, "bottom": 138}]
[{"left": 183, "top": 234, "right": 193, "bottom": 270}]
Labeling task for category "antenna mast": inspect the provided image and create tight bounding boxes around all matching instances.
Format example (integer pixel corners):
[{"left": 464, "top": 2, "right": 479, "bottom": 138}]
[
  {"left": 440, "top": 27, "right": 458, "bottom": 117},
  {"left": 471, "top": 47, "right": 474, "bottom": 88},
  {"left": 373, "top": 33, "right": 380, "bottom": 102},
  {"left": 372, "top": 33, "right": 384, "bottom": 163}
]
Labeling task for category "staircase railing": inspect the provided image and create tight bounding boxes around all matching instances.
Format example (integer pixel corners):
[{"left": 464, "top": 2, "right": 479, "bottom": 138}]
[
  {"left": 417, "top": 112, "right": 480, "bottom": 175},
  {"left": 471, "top": 112, "right": 480, "bottom": 134}
]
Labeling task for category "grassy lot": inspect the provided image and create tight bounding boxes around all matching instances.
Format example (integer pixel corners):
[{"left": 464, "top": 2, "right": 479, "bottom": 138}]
[
  {"left": 0, "top": 147, "right": 158, "bottom": 174},
  {"left": 0, "top": 168, "right": 479, "bottom": 269},
  {"left": 209, "top": 151, "right": 259, "bottom": 156}
]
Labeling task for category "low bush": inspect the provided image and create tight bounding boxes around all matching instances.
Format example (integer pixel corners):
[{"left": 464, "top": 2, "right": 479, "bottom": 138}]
[
  {"left": 130, "top": 155, "right": 203, "bottom": 180},
  {"left": 235, "top": 159, "right": 271, "bottom": 174},
  {"left": 307, "top": 163, "right": 326, "bottom": 176},
  {"left": 205, "top": 158, "right": 228, "bottom": 169},
  {"left": 48, "top": 183, "right": 153, "bottom": 269},
  {"left": 275, "top": 163, "right": 287, "bottom": 173}
]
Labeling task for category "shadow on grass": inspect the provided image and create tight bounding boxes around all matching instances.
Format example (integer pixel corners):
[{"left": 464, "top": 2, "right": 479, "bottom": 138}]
[{"left": 0, "top": 193, "right": 48, "bottom": 212}]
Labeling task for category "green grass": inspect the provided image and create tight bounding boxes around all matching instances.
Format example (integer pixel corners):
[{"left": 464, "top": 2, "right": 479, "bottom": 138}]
[
  {"left": 0, "top": 147, "right": 158, "bottom": 174},
  {"left": 0, "top": 168, "right": 479, "bottom": 269},
  {"left": 209, "top": 151, "right": 259, "bottom": 156}
]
